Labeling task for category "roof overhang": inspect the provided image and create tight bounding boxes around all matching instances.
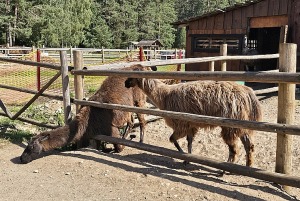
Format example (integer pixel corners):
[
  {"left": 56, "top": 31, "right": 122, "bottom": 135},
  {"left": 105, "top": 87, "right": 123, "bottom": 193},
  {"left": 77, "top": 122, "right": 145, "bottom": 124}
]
[{"left": 173, "top": 0, "right": 263, "bottom": 26}]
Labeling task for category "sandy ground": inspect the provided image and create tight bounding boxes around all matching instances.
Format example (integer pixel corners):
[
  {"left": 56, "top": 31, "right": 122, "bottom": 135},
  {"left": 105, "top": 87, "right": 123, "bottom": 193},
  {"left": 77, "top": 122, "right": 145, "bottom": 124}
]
[{"left": 1, "top": 93, "right": 300, "bottom": 201}]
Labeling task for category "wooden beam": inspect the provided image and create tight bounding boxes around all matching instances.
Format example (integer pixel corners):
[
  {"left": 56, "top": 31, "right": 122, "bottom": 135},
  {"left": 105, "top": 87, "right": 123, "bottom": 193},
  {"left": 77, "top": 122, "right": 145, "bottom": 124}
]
[
  {"left": 93, "top": 135, "right": 300, "bottom": 188},
  {"left": 0, "top": 84, "right": 65, "bottom": 101},
  {"left": 250, "top": 15, "right": 288, "bottom": 28},
  {"left": 0, "top": 57, "right": 61, "bottom": 70},
  {"left": 71, "top": 70, "right": 300, "bottom": 84},
  {"left": 220, "top": 44, "right": 227, "bottom": 71},
  {"left": 81, "top": 54, "right": 279, "bottom": 70},
  {"left": 73, "top": 50, "right": 84, "bottom": 113},
  {"left": 276, "top": 43, "right": 297, "bottom": 193},
  {"left": 60, "top": 51, "right": 72, "bottom": 124},
  {"left": 74, "top": 100, "right": 300, "bottom": 137},
  {"left": 0, "top": 112, "right": 59, "bottom": 129}
]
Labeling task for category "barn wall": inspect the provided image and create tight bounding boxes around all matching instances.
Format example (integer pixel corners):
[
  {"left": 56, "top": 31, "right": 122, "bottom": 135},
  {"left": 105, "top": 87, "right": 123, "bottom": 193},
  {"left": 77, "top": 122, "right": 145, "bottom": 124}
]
[{"left": 185, "top": 0, "right": 300, "bottom": 71}]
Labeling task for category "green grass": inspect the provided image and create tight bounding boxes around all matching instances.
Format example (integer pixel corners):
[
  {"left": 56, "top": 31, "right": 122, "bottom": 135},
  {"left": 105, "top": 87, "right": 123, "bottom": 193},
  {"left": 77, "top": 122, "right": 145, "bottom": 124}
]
[{"left": 0, "top": 117, "right": 33, "bottom": 147}]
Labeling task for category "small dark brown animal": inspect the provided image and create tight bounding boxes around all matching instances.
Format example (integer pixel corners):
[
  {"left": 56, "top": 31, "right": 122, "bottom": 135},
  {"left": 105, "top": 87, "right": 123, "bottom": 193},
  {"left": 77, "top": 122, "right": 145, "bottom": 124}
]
[
  {"left": 20, "top": 64, "right": 154, "bottom": 164},
  {"left": 125, "top": 68, "right": 262, "bottom": 167}
]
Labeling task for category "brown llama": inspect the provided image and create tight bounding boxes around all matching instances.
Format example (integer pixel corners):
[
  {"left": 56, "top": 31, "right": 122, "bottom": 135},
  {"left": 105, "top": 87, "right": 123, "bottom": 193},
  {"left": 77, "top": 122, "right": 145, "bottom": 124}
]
[
  {"left": 20, "top": 64, "right": 154, "bottom": 164},
  {"left": 125, "top": 68, "right": 262, "bottom": 167}
]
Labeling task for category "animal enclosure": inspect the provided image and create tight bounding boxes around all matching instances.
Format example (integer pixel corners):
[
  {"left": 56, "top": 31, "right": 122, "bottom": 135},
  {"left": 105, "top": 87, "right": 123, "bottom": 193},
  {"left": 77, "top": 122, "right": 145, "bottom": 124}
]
[
  {"left": 70, "top": 43, "right": 300, "bottom": 191},
  {"left": 1, "top": 44, "right": 300, "bottom": 192}
]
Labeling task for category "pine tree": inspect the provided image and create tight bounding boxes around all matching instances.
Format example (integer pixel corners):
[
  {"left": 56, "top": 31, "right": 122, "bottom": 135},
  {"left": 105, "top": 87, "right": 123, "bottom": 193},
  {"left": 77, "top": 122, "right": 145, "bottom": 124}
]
[{"left": 83, "top": 1, "right": 112, "bottom": 48}]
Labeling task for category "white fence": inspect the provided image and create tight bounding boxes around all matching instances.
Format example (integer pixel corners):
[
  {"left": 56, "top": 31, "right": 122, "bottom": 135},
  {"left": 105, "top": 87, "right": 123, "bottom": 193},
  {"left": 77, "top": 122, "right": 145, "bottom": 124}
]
[{"left": 0, "top": 47, "right": 185, "bottom": 64}]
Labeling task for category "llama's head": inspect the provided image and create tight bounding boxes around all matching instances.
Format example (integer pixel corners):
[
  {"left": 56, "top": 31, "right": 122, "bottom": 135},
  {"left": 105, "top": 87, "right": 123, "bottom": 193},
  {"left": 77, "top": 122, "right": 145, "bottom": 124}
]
[
  {"left": 125, "top": 77, "right": 139, "bottom": 88},
  {"left": 20, "top": 134, "right": 49, "bottom": 164},
  {"left": 125, "top": 65, "right": 156, "bottom": 88}
]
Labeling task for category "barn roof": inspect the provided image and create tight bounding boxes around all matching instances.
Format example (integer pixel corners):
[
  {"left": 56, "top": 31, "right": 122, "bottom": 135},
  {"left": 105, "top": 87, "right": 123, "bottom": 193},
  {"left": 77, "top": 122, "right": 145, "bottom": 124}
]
[
  {"left": 137, "top": 40, "right": 163, "bottom": 47},
  {"left": 173, "top": 0, "right": 264, "bottom": 26}
]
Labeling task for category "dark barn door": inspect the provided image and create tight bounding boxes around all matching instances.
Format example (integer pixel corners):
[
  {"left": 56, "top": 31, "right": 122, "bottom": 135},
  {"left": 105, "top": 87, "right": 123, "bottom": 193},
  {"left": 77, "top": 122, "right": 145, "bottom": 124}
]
[{"left": 249, "top": 27, "right": 281, "bottom": 71}]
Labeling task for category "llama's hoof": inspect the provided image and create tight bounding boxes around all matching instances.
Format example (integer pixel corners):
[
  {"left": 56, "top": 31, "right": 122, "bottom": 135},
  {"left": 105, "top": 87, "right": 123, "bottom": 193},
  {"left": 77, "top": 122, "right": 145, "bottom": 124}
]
[
  {"left": 183, "top": 161, "right": 190, "bottom": 166},
  {"left": 129, "top": 134, "right": 136, "bottom": 140},
  {"left": 217, "top": 171, "right": 226, "bottom": 177},
  {"left": 101, "top": 148, "right": 114, "bottom": 153}
]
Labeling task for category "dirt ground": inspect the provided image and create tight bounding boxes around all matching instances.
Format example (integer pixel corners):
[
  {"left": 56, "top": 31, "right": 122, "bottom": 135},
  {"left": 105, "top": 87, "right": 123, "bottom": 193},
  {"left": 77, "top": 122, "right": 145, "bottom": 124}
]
[{"left": 1, "top": 93, "right": 300, "bottom": 201}]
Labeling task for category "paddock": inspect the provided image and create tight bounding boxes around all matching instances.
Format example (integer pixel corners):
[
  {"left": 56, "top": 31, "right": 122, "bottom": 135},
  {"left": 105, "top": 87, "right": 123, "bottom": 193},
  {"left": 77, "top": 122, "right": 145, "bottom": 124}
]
[{"left": 0, "top": 43, "right": 300, "bottom": 196}]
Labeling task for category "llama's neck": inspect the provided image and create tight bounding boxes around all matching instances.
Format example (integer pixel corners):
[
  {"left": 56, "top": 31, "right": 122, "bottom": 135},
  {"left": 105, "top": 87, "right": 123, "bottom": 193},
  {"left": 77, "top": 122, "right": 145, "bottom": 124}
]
[
  {"left": 140, "top": 78, "right": 169, "bottom": 109},
  {"left": 41, "top": 106, "right": 91, "bottom": 151}
]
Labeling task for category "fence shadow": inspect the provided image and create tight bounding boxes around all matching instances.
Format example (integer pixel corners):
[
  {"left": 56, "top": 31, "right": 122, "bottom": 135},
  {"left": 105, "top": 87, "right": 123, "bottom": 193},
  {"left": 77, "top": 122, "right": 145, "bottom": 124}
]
[{"left": 11, "top": 147, "right": 298, "bottom": 201}]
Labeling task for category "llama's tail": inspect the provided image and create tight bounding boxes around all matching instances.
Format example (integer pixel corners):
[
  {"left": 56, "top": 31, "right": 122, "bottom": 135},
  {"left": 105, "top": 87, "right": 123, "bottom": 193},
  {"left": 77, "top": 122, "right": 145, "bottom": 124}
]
[{"left": 248, "top": 89, "right": 262, "bottom": 122}]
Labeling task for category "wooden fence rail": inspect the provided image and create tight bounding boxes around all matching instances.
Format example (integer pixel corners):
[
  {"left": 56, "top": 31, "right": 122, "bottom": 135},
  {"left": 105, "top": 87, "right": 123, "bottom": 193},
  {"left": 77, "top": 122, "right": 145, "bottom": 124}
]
[
  {"left": 93, "top": 135, "right": 300, "bottom": 189},
  {"left": 85, "top": 54, "right": 279, "bottom": 69},
  {"left": 74, "top": 100, "right": 300, "bottom": 136},
  {"left": 71, "top": 43, "right": 298, "bottom": 191},
  {"left": 0, "top": 51, "right": 71, "bottom": 128},
  {"left": 0, "top": 57, "right": 61, "bottom": 70},
  {"left": 0, "top": 44, "right": 298, "bottom": 190},
  {"left": 71, "top": 70, "right": 300, "bottom": 84}
]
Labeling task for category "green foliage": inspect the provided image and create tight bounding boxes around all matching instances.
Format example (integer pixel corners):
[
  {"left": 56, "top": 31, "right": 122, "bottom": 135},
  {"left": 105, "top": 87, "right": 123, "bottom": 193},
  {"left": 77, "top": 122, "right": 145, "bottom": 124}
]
[
  {"left": 0, "top": 117, "right": 32, "bottom": 145},
  {"left": 176, "top": 0, "right": 246, "bottom": 20},
  {"left": 22, "top": 103, "right": 65, "bottom": 126},
  {"left": 1, "top": 0, "right": 247, "bottom": 48}
]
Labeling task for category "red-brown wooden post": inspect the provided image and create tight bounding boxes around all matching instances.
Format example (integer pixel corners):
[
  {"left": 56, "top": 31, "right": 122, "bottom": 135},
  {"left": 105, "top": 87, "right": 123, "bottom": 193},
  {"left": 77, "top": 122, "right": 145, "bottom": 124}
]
[
  {"left": 139, "top": 47, "right": 144, "bottom": 61},
  {"left": 36, "top": 49, "right": 41, "bottom": 91}
]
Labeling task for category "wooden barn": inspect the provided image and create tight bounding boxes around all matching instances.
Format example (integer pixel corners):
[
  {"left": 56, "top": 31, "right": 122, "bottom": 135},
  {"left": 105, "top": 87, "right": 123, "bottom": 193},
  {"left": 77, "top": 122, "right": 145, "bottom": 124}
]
[{"left": 174, "top": 0, "right": 300, "bottom": 72}]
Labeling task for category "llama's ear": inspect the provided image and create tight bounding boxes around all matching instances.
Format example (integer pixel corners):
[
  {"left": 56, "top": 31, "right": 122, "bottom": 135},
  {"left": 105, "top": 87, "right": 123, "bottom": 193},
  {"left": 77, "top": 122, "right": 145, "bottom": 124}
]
[
  {"left": 125, "top": 78, "right": 133, "bottom": 88},
  {"left": 38, "top": 134, "right": 50, "bottom": 142},
  {"left": 150, "top": 66, "right": 157, "bottom": 71}
]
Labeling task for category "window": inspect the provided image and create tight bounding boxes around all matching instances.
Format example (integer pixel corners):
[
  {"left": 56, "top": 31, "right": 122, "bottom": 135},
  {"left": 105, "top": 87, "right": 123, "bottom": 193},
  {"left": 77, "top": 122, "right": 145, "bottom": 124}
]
[{"left": 192, "top": 34, "right": 244, "bottom": 54}]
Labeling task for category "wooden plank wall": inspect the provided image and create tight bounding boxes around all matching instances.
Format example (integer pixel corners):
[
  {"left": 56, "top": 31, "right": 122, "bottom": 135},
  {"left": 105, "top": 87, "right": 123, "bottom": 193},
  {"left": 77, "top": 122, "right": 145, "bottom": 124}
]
[{"left": 185, "top": 0, "right": 300, "bottom": 71}]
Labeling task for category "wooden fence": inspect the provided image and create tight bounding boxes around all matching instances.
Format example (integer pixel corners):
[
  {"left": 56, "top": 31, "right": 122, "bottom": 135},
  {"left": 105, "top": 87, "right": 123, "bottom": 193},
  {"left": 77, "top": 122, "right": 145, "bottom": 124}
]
[
  {"left": 0, "top": 44, "right": 299, "bottom": 191},
  {"left": 0, "top": 47, "right": 185, "bottom": 62},
  {"left": 71, "top": 43, "right": 300, "bottom": 192}
]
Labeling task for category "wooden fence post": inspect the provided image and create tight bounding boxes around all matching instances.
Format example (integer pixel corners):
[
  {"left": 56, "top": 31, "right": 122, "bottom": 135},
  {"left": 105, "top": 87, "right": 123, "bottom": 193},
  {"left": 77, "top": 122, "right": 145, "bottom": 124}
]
[
  {"left": 276, "top": 43, "right": 297, "bottom": 193},
  {"left": 101, "top": 46, "right": 105, "bottom": 63},
  {"left": 209, "top": 61, "right": 215, "bottom": 71},
  {"left": 139, "top": 47, "right": 144, "bottom": 61},
  {"left": 176, "top": 49, "right": 182, "bottom": 71},
  {"left": 70, "top": 46, "right": 73, "bottom": 65},
  {"left": 73, "top": 50, "right": 84, "bottom": 113},
  {"left": 73, "top": 50, "right": 85, "bottom": 148},
  {"left": 60, "top": 50, "right": 72, "bottom": 124},
  {"left": 220, "top": 44, "right": 227, "bottom": 71}
]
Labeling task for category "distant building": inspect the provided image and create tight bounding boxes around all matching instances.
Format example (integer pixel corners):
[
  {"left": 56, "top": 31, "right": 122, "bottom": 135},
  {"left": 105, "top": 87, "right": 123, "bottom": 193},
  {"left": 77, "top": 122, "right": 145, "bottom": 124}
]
[
  {"left": 136, "top": 40, "right": 163, "bottom": 50},
  {"left": 174, "top": 0, "right": 300, "bottom": 72}
]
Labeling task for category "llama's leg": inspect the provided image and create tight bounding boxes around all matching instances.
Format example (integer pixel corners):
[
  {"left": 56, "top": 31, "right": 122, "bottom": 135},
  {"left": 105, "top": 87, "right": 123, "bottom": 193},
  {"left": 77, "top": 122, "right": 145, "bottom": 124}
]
[
  {"left": 221, "top": 128, "right": 240, "bottom": 164},
  {"left": 187, "top": 135, "right": 193, "bottom": 154},
  {"left": 240, "top": 132, "right": 254, "bottom": 167},
  {"left": 101, "top": 126, "right": 125, "bottom": 153},
  {"left": 136, "top": 113, "right": 146, "bottom": 143},
  {"left": 227, "top": 143, "right": 239, "bottom": 163},
  {"left": 170, "top": 131, "right": 193, "bottom": 165},
  {"left": 122, "top": 119, "right": 134, "bottom": 140},
  {"left": 170, "top": 134, "right": 184, "bottom": 152}
]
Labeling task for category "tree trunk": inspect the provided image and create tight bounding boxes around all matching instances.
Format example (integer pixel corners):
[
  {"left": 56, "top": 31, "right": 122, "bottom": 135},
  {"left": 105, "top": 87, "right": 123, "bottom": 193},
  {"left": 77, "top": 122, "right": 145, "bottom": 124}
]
[
  {"left": 13, "top": 2, "right": 18, "bottom": 45},
  {"left": 5, "top": 0, "right": 12, "bottom": 47}
]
